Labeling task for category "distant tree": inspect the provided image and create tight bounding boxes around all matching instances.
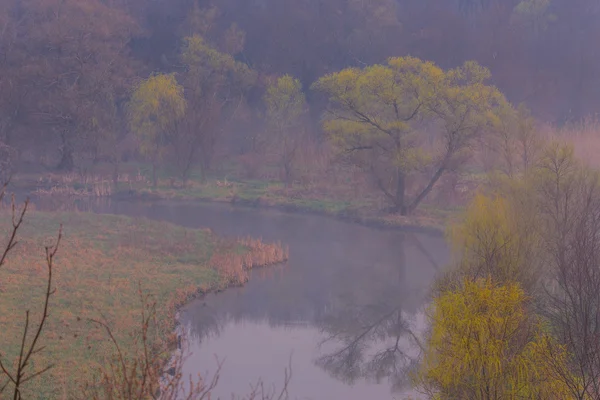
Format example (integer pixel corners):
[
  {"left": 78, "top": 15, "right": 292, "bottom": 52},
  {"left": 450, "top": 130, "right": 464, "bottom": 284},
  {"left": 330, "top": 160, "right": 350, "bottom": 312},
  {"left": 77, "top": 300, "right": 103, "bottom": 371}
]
[
  {"left": 212, "top": 0, "right": 402, "bottom": 83},
  {"left": 263, "top": 75, "right": 308, "bottom": 186},
  {"left": 0, "top": 1, "right": 31, "bottom": 150},
  {"left": 487, "top": 104, "right": 541, "bottom": 177},
  {"left": 313, "top": 58, "right": 506, "bottom": 215},
  {"left": 177, "top": 35, "right": 256, "bottom": 182},
  {"left": 510, "top": 0, "right": 556, "bottom": 34},
  {"left": 15, "top": 0, "right": 139, "bottom": 171},
  {"left": 417, "top": 277, "right": 572, "bottom": 399},
  {"left": 127, "top": 74, "right": 186, "bottom": 187}
]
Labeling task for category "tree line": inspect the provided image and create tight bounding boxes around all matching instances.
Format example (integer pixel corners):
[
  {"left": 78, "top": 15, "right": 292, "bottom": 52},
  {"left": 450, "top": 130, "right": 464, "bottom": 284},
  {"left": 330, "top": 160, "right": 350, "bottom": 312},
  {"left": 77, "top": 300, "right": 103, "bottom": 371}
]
[{"left": 0, "top": 0, "right": 598, "bottom": 215}]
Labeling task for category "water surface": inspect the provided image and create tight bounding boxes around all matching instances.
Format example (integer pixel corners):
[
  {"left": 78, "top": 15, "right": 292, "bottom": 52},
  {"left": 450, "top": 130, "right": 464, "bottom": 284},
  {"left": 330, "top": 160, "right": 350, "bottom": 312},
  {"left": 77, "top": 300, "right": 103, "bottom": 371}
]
[{"left": 32, "top": 197, "right": 448, "bottom": 399}]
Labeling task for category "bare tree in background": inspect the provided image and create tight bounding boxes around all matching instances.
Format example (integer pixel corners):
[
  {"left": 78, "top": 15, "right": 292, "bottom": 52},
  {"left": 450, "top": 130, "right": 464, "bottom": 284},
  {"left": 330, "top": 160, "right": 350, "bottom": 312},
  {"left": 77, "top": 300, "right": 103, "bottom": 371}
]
[
  {"left": 0, "top": 143, "right": 17, "bottom": 184},
  {"left": 537, "top": 144, "right": 600, "bottom": 399}
]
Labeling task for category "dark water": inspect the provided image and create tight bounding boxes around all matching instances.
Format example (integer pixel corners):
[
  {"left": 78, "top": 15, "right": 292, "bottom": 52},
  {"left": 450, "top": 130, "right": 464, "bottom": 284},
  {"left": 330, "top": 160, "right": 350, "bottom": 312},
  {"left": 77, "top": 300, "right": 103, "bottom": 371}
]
[{"left": 31, "top": 197, "right": 448, "bottom": 399}]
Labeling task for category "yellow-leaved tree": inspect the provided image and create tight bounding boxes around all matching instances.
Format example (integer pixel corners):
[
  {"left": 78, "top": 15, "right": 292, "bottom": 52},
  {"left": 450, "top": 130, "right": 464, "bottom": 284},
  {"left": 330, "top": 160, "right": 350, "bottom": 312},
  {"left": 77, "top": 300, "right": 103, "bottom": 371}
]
[
  {"left": 443, "top": 189, "right": 544, "bottom": 296},
  {"left": 416, "top": 277, "right": 572, "bottom": 400},
  {"left": 312, "top": 57, "right": 507, "bottom": 215},
  {"left": 127, "top": 74, "right": 186, "bottom": 187},
  {"left": 263, "top": 75, "right": 308, "bottom": 185}
]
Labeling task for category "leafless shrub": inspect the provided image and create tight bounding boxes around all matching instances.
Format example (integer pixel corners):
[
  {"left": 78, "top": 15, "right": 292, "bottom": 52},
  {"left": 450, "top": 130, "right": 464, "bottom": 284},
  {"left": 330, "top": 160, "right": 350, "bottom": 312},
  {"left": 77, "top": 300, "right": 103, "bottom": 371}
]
[
  {"left": 536, "top": 144, "right": 600, "bottom": 399},
  {"left": 82, "top": 286, "right": 220, "bottom": 400},
  {"left": 0, "top": 182, "right": 63, "bottom": 399},
  {"left": 83, "top": 288, "right": 294, "bottom": 400}
]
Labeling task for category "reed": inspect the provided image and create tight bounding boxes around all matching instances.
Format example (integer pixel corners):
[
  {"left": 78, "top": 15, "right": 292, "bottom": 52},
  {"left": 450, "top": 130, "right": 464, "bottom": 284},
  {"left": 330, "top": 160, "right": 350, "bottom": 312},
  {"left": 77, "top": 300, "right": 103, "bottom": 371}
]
[{"left": 211, "top": 237, "right": 289, "bottom": 286}]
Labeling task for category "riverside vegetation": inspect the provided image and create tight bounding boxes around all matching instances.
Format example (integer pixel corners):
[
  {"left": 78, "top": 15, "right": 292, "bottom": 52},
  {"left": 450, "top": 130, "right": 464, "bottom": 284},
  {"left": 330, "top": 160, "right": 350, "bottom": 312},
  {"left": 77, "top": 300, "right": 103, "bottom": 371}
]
[
  {"left": 0, "top": 187, "right": 288, "bottom": 399},
  {"left": 414, "top": 142, "right": 600, "bottom": 399}
]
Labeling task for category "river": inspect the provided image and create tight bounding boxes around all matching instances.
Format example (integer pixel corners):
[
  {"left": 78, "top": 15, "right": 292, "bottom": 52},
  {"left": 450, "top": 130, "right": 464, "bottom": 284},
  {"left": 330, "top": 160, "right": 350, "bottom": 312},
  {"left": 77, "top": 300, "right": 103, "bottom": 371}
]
[{"left": 31, "top": 197, "right": 449, "bottom": 399}]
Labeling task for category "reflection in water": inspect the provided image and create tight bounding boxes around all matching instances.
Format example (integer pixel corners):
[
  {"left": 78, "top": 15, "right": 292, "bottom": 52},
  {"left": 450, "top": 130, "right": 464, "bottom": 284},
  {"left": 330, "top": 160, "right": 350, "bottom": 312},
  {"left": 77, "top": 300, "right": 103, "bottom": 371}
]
[
  {"left": 316, "top": 233, "right": 437, "bottom": 393},
  {"left": 172, "top": 207, "right": 446, "bottom": 399},
  {"left": 316, "top": 305, "right": 421, "bottom": 392},
  {"left": 30, "top": 197, "right": 448, "bottom": 399}
]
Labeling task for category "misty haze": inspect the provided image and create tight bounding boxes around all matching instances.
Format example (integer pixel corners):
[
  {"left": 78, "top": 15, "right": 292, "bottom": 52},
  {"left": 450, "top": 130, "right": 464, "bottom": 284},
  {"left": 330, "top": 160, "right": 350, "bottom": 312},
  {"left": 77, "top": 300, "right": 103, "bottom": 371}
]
[{"left": 1, "top": 0, "right": 600, "bottom": 399}]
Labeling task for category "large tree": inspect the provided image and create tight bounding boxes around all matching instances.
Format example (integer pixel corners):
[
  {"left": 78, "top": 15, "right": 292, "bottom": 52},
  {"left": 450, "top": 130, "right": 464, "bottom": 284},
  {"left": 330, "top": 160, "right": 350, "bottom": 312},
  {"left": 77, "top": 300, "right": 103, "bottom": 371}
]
[{"left": 313, "top": 57, "right": 506, "bottom": 215}]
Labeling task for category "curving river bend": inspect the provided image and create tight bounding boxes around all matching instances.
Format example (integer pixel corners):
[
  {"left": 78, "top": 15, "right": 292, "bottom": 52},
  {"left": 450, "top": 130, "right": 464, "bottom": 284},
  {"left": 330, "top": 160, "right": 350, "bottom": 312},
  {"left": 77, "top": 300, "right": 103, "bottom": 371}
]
[{"left": 33, "top": 198, "right": 449, "bottom": 399}]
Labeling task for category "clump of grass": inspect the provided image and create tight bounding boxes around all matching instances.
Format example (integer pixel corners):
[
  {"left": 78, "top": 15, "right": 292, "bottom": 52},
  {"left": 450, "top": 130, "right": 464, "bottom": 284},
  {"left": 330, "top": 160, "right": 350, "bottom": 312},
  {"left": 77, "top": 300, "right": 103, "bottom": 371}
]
[
  {"left": 209, "top": 237, "right": 289, "bottom": 286},
  {"left": 0, "top": 209, "right": 288, "bottom": 398}
]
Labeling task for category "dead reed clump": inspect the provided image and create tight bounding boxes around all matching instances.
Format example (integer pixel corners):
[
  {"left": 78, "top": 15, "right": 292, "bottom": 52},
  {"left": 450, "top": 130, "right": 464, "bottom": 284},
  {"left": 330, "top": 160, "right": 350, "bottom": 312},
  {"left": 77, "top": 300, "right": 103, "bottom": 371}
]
[
  {"left": 239, "top": 237, "right": 289, "bottom": 268},
  {"left": 32, "top": 170, "right": 151, "bottom": 198},
  {"left": 209, "top": 237, "right": 289, "bottom": 286}
]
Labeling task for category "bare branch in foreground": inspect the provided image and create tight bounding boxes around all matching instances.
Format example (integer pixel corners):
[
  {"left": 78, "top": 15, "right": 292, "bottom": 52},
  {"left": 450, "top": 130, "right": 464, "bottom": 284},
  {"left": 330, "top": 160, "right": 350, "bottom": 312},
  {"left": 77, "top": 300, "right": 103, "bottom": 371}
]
[{"left": 0, "top": 190, "right": 62, "bottom": 399}]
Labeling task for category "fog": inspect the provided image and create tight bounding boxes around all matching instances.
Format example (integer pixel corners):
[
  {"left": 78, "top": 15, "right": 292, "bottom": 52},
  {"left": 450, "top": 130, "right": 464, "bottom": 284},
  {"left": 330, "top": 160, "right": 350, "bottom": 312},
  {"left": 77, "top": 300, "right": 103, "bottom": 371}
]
[
  {"left": 1, "top": 0, "right": 600, "bottom": 399},
  {"left": 1, "top": 0, "right": 599, "bottom": 177}
]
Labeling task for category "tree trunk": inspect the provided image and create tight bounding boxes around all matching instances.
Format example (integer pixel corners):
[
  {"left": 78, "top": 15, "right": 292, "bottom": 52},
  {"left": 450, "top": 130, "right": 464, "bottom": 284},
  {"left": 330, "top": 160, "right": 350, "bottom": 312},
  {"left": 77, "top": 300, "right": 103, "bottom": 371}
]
[
  {"left": 152, "top": 162, "right": 157, "bottom": 188},
  {"left": 394, "top": 171, "right": 408, "bottom": 215},
  {"left": 181, "top": 162, "right": 192, "bottom": 187},
  {"left": 112, "top": 160, "right": 119, "bottom": 189},
  {"left": 407, "top": 166, "right": 446, "bottom": 215},
  {"left": 283, "top": 154, "right": 293, "bottom": 188},
  {"left": 57, "top": 130, "right": 74, "bottom": 171},
  {"left": 57, "top": 148, "right": 74, "bottom": 171}
]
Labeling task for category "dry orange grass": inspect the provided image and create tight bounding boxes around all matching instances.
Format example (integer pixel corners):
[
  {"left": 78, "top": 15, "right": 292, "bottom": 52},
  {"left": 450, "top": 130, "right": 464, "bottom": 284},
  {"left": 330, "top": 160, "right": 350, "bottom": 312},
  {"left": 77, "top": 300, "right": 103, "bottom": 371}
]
[
  {"left": 0, "top": 209, "right": 288, "bottom": 399},
  {"left": 210, "top": 237, "right": 289, "bottom": 286}
]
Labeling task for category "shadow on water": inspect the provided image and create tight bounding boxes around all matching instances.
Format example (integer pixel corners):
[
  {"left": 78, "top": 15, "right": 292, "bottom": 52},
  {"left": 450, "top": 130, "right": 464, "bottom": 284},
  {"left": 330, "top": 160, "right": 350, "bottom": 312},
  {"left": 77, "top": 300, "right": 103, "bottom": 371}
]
[{"left": 30, "top": 196, "right": 448, "bottom": 399}]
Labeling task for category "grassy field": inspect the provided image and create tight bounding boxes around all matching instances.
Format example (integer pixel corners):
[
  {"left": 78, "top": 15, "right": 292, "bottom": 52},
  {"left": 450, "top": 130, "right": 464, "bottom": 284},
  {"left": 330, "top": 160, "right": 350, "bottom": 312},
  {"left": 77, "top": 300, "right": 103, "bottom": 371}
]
[{"left": 0, "top": 207, "right": 287, "bottom": 398}]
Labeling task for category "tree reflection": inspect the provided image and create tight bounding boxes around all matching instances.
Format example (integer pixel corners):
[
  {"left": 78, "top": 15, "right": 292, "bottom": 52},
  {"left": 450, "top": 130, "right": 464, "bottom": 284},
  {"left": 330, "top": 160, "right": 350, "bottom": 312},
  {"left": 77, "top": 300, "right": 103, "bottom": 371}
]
[
  {"left": 177, "top": 226, "right": 444, "bottom": 394},
  {"left": 315, "top": 232, "right": 439, "bottom": 393},
  {"left": 316, "top": 303, "right": 422, "bottom": 392}
]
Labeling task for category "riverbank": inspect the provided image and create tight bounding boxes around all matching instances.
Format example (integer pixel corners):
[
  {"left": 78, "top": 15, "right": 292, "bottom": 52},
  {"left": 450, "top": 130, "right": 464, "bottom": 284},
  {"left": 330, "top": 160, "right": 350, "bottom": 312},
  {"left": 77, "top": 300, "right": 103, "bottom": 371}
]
[
  {"left": 9, "top": 167, "right": 463, "bottom": 235},
  {"left": 0, "top": 209, "right": 287, "bottom": 398},
  {"left": 118, "top": 184, "right": 454, "bottom": 236}
]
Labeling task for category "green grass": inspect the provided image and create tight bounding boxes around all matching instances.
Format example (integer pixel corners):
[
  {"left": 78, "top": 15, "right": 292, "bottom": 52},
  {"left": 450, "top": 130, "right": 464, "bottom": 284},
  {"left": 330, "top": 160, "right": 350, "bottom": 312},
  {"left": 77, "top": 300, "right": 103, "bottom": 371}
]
[{"left": 0, "top": 209, "right": 282, "bottom": 398}]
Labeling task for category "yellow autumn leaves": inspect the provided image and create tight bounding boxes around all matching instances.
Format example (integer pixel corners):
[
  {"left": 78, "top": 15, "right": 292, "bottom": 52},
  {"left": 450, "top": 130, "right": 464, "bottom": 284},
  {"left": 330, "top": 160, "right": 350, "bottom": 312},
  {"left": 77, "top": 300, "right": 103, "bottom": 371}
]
[
  {"left": 418, "top": 278, "right": 571, "bottom": 400},
  {"left": 415, "top": 142, "right": 600, "bottom": 399},
  {"left": 312, "top": 56, "right": 508, "bottom": 214}
]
